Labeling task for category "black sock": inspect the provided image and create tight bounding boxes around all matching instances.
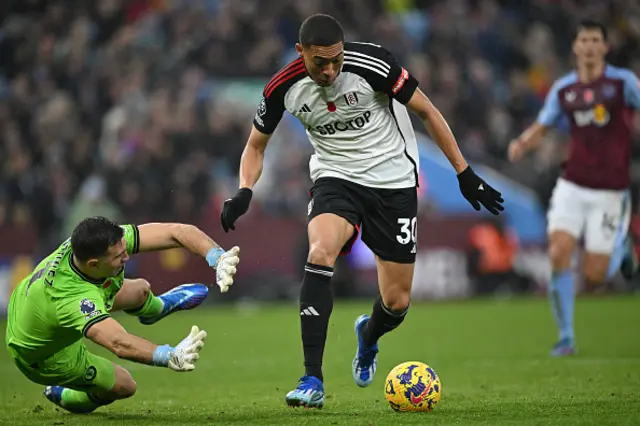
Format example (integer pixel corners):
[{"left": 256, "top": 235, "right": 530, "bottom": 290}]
[
  {"left": 361, "top": 297, "right": 408, "bottom": 348},
  {"left": 300, "top": 262, "right": 334, "bottom": 382}
]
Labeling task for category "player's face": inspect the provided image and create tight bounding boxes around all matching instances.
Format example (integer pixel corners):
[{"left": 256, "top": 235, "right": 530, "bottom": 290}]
[
  {"left": 573, "top": 29, "right": 608, "bottom": 67},
  {"left": 296, "top": 42, "right": 344, "bottom": 87},
  {"left": 95, "top": 238, "right": 129, "bottom": 277}
]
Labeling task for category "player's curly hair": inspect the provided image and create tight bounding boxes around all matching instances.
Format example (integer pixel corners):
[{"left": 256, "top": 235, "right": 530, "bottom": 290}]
[
  {"left": 299, "top": 13, "right": 344, "bottom": 48},
  {"left": 71, "top": 216, "right": 124, "bottom": 261}
]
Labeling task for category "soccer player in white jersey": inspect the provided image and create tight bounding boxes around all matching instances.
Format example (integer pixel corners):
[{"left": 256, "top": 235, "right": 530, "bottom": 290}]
[
  {"left": 509, "top": 20, "right": 640, "bottom": 356},
  {"left": 220, "top": 14, "right": 504, "bottom": 408}
]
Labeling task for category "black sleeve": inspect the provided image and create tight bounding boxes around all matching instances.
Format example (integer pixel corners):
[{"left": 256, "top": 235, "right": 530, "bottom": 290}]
[
  {"left": 343, "top": 42, "right": 419, "bottom": 104},
  {"left": 252, "top": 89, "right": 286, "bottom": 135}
]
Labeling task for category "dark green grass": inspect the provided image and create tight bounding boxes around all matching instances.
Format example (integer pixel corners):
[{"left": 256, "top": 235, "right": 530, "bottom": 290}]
[{"left": 1, "top": 296, "right": 639, "bottom": 425}]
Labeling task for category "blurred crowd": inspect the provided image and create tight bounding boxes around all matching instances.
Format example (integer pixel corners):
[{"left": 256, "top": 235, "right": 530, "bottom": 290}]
[{"left": 2, "top": 0, "right": 640, "bottom": 251}]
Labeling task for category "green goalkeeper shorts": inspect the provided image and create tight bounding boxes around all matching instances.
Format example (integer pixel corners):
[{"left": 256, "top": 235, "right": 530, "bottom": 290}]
[{"left": 8, "top": 341, "right": 116, "bottom": 393}]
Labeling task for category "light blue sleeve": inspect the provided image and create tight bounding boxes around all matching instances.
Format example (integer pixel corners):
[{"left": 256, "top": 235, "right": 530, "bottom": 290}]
[
  {"left": 536, "top": 82, "right": 563, "bottom": 127},
  {"left": 621, "top": 70, "right": 640, "bottom": 110}
]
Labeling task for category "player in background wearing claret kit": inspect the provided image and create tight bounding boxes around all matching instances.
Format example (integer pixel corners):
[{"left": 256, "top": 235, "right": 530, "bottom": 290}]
[
  {"left": 5, "top": 216, "right": 240, "bottom": 414},
  {"left": 509, "top": 20, "right": 640, "bottom": 356},
  {"left": 220, "top": 14, "right": 504, "bottom": 408}
]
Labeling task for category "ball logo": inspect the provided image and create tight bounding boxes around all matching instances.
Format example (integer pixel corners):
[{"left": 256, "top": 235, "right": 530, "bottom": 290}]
[{"left": 397, "top": 364, "right": 433, "bottom": 405}]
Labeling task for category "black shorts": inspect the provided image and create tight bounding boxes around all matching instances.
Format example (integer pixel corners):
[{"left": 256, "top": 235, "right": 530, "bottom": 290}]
[{"left": 308, "top": 177, "right": 418, "bottom": 264}]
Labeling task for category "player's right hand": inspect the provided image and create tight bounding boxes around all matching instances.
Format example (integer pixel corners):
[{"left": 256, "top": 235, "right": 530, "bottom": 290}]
[
  {"left": 168, "top": 325, "right": 207, "bottom": 372},
  {"left": 220, "top": 188, "right": 253, "bottom": 232},
  {"left": 508, "top": 138, "right": 526, "bottom": 162},
  {"left": 215, "top": 246, "right": 240, "bottom": 293}
]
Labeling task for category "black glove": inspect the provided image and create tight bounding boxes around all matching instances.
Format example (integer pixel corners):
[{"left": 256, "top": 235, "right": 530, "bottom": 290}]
[
  {"left": 220, "top": 188, "right": 253, "bottom": 232},
  {"left": 457, "top": 166, "right": 504, "bottom": 215}
]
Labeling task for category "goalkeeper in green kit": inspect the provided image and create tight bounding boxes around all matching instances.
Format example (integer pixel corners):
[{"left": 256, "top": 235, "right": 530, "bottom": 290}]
[{"left": 5, "top": 216, "right": 241, "bottom": 414}]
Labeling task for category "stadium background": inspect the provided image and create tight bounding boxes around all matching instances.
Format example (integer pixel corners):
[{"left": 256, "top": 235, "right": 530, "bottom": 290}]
[{"left": 1, "top": 0, "right": 640, "bottom": 315}]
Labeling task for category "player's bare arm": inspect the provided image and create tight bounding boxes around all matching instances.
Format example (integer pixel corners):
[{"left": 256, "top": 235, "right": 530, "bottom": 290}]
[
  {"left": 86, "top": 317, "right": 206, "bottom": 371},
  {"left": 508, "top": 122, "right": 548, "bottom": 162},
  {"left": 86, "top": 317, "right": 158, "bottom": 364},
  {"left": 406, "top": 88, "right": 468, "bottom": 174},
  {"left": 239, "top": 126, "right": 271, "bottom": 190},
  {"left": 138, "top": 222, "right": 219, "bottom": 257},
  {"left": 220, "top": 126, "right": 271, "bottom": 232},
  {"left": 137, "top": 223, "right": 240, "bottom": 293},
  {"left": 406, "top": 88, "right": 504, "bottom": 215}
]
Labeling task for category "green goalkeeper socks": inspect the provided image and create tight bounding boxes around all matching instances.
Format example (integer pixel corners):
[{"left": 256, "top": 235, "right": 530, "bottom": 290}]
[
  {"left": 61, "top": 388, "right": 112, "bottom": 412},
  {"left": 124, "top": 292, "right": 164, "bottom": 317}
]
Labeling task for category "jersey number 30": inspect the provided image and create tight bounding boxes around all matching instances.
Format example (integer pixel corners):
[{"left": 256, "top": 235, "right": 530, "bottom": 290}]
[{"left": 396, "top": 217, "right": 417, "bottom": 245}]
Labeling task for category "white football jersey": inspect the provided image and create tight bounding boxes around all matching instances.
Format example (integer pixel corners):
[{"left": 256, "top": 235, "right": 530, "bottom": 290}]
[{"left": 253, "top": 42, "right": 420, "bottom": 189}]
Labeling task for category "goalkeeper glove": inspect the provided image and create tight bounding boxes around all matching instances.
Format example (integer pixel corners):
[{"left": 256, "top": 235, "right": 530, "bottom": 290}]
[
  {"left": 152, "top": 325, "right": 207, "bottom": 372},
  {"left": 206, "top": 246, "right": 240, "bottom": 293},
  {"left": 457, "top": 166, "right": 504, "bottom": 215},
  {"left": 220, "top": 188, "right": 253, "bottom": 232}
]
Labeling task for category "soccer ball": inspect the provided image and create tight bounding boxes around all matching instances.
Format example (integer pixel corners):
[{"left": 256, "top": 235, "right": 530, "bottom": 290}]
[{"left": 384, "top": 361, "right": 441, "bottom": 412}]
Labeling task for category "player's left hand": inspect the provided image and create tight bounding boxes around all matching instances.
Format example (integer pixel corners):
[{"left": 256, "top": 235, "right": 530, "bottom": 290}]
[
  {"left": 457, "top": 166, "right": 504, "bottom": 215},
  {"left": 220, "top": 188, "right": 253, "bottom": 232},
  {"left": 168, "top": 325, "right": 207, "bottom": 372}
]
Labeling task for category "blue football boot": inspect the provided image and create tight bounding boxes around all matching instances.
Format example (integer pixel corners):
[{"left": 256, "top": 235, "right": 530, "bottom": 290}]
[
  {"left": 352, "top": 314, "right": 378, "bottom": 387},
  {"left": 285, "top": 376, "right": 325, "bottom": 409},
  {"left": 550, "top": 338, "right": 577, "bottom": 357},
  {"left": 44, "top": 386, "right": 96, "bottom": 414},
  {"left": 139, "top": 283, "right": 209, "bottom": 325}
]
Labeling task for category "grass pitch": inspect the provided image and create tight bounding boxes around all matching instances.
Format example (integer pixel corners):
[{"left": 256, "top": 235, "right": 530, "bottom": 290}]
[{"left": 1, "top": 296, "right": 639, "bottom": 425}]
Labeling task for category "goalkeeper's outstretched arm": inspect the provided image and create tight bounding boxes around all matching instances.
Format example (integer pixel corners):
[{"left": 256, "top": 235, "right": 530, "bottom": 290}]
[
  {"left": 137, "top": 223, "right": 219, "bottom": 257},
  {"left": 86, "top": 318, "right": 206, "bottom": 371},
  {"left": 86, "top": 318, "right": 157, "bottom": 364},
  {"left": 135, "top": 223, "right": 241, "bottom": 293}
]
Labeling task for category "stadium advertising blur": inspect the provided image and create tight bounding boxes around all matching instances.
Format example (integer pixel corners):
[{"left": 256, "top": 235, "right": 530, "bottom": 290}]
[{"left": 0, "top": 213, "right": 551, "bottom": 316}]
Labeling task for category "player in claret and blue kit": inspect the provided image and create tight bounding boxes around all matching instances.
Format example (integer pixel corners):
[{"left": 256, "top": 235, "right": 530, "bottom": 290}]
[
  {"left": 219, "top": 13, "right": 504, "bottom": 408},
  {"left": 5, "top": 217, "right": 240, "bottom": 413},
  {"left": 509, "top": 20, "right": 640, "bottom": 356}
]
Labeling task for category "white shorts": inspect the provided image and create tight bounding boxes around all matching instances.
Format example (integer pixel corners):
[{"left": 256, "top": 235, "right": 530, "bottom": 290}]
[{"left": 547, "top": 178, "right": 630, "bottom": 254}]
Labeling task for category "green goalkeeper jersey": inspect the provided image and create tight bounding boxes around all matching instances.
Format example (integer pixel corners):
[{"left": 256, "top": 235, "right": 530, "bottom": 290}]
[{"left": 5, "top": 225, "right": 140, "bottom": 364}]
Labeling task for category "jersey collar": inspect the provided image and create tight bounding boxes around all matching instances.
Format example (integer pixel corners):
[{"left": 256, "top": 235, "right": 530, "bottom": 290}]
[{"left": 68, "top": 254, "right": 106, "bottom": 285}]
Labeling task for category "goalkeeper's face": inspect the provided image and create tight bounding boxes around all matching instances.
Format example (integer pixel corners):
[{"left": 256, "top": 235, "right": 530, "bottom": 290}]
[{"left": 91, "top": 238, "right": 129, "bottom": 277}]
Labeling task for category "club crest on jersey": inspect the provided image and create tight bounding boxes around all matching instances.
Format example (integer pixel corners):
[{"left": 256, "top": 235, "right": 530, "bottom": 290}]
[
  {"left": 344, "top": 92, "right": 359, "bottom": 107},
  {"left": 602, "top": 84, "right": 616, "bottom": 99}
]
